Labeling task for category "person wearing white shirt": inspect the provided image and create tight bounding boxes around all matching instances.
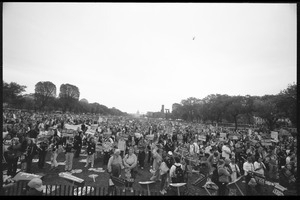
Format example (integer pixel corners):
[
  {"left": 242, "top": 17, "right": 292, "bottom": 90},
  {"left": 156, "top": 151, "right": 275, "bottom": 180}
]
[
  {"left": 229, "top": 157, "right": 240, "bottom": 182},
  {"left": 243, "top": 157, "right": 255, "bottom": 195},
  {"left": 193, "top": 140, "right": 199, "bottom": 154},
  {"left": 254, "top": 157, "right": 266, "bottom": 176},
  {"left": 169, "top": 156, "right": 184, "bottom": 183},
  {"left": 117, "top": 137, "right": 126, "bottom": 158},
  {"left": 204, "top": 145, "right": 212, "bottom": 157},
  {"left": 222, "top": 143, "right": 231, "bottom": 159}
]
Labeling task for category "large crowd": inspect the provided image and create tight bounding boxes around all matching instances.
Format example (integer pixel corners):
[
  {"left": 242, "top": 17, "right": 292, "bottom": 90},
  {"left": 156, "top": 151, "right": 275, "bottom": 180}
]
[{"left": 2, "top": 108, "right": 297, "bottom": 196}]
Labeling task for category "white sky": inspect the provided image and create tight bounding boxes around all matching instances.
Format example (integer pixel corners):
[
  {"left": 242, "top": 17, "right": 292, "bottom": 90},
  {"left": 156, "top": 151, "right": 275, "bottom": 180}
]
[{"left": 3, "top": 3, "right": 297, "bottom": 114}]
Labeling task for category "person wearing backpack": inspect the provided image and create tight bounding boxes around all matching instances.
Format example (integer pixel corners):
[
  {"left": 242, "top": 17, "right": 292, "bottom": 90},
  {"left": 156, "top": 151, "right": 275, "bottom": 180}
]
[{"left": 169, "top": 156, "right": 185, "bottom": 183}]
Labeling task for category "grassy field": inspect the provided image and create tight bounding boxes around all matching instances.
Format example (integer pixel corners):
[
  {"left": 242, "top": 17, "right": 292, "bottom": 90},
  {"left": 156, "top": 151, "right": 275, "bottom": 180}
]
[{"left": 5, "top": 148, "right": 208, "bottom": 195}]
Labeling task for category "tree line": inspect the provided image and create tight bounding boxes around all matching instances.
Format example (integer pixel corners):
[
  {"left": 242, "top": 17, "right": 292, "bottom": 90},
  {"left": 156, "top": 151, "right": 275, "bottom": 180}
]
[
  {"left": 170, "top": 83, "right": 297, "bottom": 131},
  {"left": 3, "top": 81, "right": 128, "bottom": 116}
]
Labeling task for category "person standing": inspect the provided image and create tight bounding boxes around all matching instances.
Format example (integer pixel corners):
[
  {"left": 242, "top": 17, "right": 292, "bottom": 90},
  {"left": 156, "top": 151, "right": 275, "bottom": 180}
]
[
  {"left": 117, "top": 136, "right": 126, "bottom": 158},
  {"left": 137, "top": 136, "right": 147, "bottom": 169},
  {"left": 254, "top": 157, "right": 266, "bottom": 177},
  {"left": 37, "top": 138, "right": 49, "bottom": 169},
  {"left": 49, "top": 132, "right": 60, "bottom": 170},
  {"left": 102, "top": 134, "right": 113, "bottom": 168},
  {"left": 73, "top": 131, "right": 82, "bottom": 158},
  {"left": 169, "top": 156, "right": 184, "bottom": 183},
  {"left": 24, "top": 138, "right": 37, "bottom": 173},
  {"left": 222, "top": 142, "right": 232, "bottom": 160},
  {"left": 107, "top": 149, "right": 124, "bottom": 195},
  {"left": 123, "top": 147, "right": 138, "bottom": 193},
  {"left": 6, "top": 138, "right": 22, "bottom": 177},
  {"left": 146, "top": 140, "right": 153, "bottom": 165},
  {"left": 150, "top": 148, "right": 162, "bottom": 181},
  {"left": 217, "top": 159, "right": 231, "bottom": 196},
  {"left": 85, "top": 137, "right": 96, "bottom": 168},
  {"left": 64, "top": 137, "right": 75, "bottom": 172},
  {"left": 243, "top": 156, "right": 255, "bottom": 195},
  {"left": 229, "top": 157, "right": 240, "bottom": 182}
]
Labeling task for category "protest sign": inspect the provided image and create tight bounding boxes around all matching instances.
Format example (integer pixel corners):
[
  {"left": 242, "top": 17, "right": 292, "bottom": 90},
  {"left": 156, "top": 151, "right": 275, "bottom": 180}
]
[
  {"left": 261, "top": 139, "right": 272, "bottom": 146},
  {"left": 198, "top": 135, "right": 206, "bottom": 141},
  {"left": 271, "top": 131, "right": 278, "bottom": 141},
  {"left": 146, "top": 134, "right": 154, "bottom": 141},
  {"left": 98, "top": 116, "right": 104, "bottom": 123},
  {"left": 219, "top": 133, "right": 226, "bottom": 141},
  {"left": 64, "top": 124, "right": 81, "bottom": 131},
  {"left": 272, "top": 184, "right": 287, "bottom": 196}
]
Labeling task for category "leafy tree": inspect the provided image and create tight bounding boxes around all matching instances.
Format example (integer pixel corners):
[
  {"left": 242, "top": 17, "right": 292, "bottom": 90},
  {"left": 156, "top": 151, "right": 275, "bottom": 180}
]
[
  {"left": 59, "top": 83, "right": 80, "bottom": 112},
  {"left": 3, "top": 81, "right": 27, "bottom": 107},
  {"left": 224, "top": 96, "right": 246, "bottom": 130},
  {"left": 253, "top": 95, "right": 283, "bottom": 131},
  {"left": 277, "top": 83, "right": 297, "bottom": 126},
  {"left": 34, "top": 81, "right": 57, "bottom": 110}
]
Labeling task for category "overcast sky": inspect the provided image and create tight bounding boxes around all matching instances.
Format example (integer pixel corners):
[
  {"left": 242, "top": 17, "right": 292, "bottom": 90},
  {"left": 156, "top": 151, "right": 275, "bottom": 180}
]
[{"left": 3, "top": 3, "right": 297, "bottom": 114}]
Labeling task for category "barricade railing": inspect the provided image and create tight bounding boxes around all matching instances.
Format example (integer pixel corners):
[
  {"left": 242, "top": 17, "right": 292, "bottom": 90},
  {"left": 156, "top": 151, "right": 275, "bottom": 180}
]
[{"left": 1, "top": 181, "right": 160, "bottom": 196}]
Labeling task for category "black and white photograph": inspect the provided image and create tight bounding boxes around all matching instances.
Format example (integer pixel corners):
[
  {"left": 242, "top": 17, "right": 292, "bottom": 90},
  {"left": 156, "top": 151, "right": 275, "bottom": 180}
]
[{"left": 2, "top": 2, "right": 297, "bottom": 196}]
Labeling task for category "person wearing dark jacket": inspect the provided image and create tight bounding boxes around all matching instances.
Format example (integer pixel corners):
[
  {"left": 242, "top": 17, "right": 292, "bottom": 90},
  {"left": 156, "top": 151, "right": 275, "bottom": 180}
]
[
  {"left": 6, "top": 138, "right": 22, "bottom": 177},
  {"left": 24, "top": 138, "right": 37, "bottom": 173},
  {"left": 137, "top": 137, "right": 147, "bottom": 169},
  {"left": 26, "top": 126, "right": 39, "bottom": 140},
  {"left": 74, "top": 131, "right": 82, "bottom": 158},
  {"left": 37, "top": 138, "right": 49, "bottom": 169},
  {"left": 85, "top": 137, "right": 96, "bottom": 168}
]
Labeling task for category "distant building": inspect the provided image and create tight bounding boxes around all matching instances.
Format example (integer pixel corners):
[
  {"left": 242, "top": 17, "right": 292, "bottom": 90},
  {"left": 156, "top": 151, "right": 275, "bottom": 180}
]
[{"left": 161, "top": 105, "right": 164, "bottom": 113}]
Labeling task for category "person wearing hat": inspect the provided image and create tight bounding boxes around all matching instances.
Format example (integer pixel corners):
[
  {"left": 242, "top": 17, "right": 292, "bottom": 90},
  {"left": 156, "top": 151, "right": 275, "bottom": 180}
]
[{"left": 26, "top": 178, "right": 45, "bottom": 196}]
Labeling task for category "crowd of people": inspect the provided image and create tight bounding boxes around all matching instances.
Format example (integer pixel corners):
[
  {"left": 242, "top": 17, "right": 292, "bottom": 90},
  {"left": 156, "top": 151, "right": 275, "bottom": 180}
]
[{"left": 2, "top": 108, "right": 297, "bottom": 196}]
